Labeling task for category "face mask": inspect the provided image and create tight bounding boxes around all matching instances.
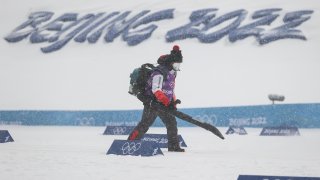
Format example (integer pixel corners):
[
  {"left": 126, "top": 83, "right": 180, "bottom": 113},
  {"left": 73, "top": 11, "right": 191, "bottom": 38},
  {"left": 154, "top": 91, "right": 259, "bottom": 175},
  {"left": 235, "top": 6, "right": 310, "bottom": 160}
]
[{"left": 172, "top": 62, "right": 181, "bottom": 71}]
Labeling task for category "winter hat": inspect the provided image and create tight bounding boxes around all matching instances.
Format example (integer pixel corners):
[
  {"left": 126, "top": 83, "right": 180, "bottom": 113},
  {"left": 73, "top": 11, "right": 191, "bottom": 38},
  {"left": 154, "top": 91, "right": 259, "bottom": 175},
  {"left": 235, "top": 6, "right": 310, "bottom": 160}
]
[
  {"left": 170, "top": 45, "right": 183, "bottom": 63},
  {"left": 157, "top": 45, "right": 183, "bottom": 65}
]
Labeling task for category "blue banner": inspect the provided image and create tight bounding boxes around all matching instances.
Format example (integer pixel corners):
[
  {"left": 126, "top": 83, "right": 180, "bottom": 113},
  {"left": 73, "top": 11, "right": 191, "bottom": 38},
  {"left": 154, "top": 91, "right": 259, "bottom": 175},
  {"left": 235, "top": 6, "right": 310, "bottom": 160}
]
[{"left": 1, "top": 103, "right": 319, "bottom": 128}]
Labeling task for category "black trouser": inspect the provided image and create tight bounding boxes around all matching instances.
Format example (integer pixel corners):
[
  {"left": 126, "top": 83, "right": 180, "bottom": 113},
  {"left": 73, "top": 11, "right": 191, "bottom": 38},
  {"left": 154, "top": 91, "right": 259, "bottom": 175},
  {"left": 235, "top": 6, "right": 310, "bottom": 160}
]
[{"left": 128, "top": 104, "right": 180, "bottom": 149}]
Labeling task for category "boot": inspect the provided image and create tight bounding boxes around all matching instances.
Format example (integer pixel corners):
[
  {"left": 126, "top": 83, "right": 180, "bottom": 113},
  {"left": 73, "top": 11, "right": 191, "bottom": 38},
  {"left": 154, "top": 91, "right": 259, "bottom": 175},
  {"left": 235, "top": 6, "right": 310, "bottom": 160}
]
[
  {"left": 127, "top": 130, "right": 141, "bottom": 140},
  {"left": 168, "top": 147, "right": 185, "bottom": 152},
  {"left": 168, "top": 144, "right": 185, "bottom": 152}
]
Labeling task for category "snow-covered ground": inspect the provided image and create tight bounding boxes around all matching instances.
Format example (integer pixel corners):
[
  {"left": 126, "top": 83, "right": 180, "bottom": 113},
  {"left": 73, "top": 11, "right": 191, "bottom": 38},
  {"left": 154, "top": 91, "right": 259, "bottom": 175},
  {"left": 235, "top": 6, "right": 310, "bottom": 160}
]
[{"left": 1, "top": 125, "right": 320, "bottom": 180}]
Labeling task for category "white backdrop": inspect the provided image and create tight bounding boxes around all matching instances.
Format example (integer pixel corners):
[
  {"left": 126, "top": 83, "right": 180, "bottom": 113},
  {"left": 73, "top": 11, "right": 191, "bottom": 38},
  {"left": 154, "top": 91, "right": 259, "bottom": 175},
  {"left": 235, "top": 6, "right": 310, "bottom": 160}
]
[{"left": 0, "top": 0, "right": 319, "bottom": 110}]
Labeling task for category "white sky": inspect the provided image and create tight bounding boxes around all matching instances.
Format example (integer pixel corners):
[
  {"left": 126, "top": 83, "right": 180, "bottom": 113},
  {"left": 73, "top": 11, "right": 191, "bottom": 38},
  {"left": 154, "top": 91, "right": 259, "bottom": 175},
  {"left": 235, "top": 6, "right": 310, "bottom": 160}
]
[{"left": 0, "top": 0, "right": 319, "bottom": 110}]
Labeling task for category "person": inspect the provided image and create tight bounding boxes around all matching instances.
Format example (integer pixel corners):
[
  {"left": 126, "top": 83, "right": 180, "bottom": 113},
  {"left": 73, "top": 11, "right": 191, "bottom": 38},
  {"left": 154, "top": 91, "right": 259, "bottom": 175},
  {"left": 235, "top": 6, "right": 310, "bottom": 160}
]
[{"left": 128, "top": 45, "right": 185, "bottom": 152}]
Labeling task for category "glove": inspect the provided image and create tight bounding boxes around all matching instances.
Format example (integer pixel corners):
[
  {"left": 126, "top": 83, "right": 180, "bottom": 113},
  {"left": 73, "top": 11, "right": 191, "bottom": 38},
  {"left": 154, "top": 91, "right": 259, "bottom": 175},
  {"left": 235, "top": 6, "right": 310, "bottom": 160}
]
[
  {"left": 175, "top": 99, "right": 181, "bottom": 104},
  {"left": 168, "top": 102, "right": 176, "bottom": 110},
  {"left": 168, "top": 99, "right": 181, "bottom": 110}
]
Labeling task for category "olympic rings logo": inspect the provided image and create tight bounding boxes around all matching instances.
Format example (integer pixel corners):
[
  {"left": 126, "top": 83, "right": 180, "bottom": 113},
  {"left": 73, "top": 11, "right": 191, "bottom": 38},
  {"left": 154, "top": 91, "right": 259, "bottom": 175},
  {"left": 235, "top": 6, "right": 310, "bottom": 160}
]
[
  {"left": 121, "top": 142, "right": 142, "bottom": 154},
  {"left": 113, "top": 127, "right": 127, "bottom": 135},
  {"left": 194, "top": 114, "right": 217, "bottom": 125},
  {"left": 75, "top": 117, "right": 95, "bottom": 126}
]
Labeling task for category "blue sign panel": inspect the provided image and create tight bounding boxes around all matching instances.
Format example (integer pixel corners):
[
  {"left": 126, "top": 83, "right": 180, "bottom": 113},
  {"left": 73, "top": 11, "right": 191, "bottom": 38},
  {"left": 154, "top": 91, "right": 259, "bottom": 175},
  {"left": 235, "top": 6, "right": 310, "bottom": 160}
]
[
  {"left": 106, "top": 140, "right": 163, "bottom": 157},
  {"left": 260, "top": 126, "right": 300, "bottom": 136},
  {"left": 103, "top": 126, "right": 135, "bottom": 135},
  {"left": 1, "top": 103, "right": 320, "bottom": 128},
  {"left": 225, "top": 126, "right": 247, "bottom": 135},
  {"left": 0, "top": 130, "right": 14, "bottom": 143},
  {"left": 141, "top": 134, "right": 187, "bottom": 148},
  {"left": 238, "top": 175, "right": 320, "bottom": 180}
]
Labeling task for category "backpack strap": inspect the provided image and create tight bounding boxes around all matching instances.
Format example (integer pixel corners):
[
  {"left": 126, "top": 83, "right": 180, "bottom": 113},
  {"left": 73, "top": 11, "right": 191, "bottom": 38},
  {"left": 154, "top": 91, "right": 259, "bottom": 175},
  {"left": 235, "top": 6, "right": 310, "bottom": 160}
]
[
  {"left": 141, "top": 63, "right": 155, "bottom": 70},
  {"left": 153, "top": 65, "right": 169, "bottom": 81}
]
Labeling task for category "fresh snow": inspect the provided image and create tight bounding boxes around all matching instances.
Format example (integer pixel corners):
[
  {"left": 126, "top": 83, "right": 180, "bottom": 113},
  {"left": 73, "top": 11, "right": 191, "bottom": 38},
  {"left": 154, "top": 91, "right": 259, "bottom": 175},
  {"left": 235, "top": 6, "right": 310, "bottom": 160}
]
[{"left": 1, "top": 126, "right": 320, "bottom": 180}]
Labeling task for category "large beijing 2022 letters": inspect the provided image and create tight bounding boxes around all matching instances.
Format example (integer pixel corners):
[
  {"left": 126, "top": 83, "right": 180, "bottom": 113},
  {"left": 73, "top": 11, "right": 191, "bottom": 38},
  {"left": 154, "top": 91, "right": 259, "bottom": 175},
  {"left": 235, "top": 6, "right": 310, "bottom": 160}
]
[
  {"left": 225, "top": 126, "right": 248, "bottom": 135},
  {"left": 141, "top": 134, "right": 187, "bottom": 148},
  {"left": 0, "top": 130, "right": 14, "bottom": 143},
  {"left": 103, "top": 126, "right": 135, "bottom": 135},
  {"left": 106, "top": 140, "right": 163, "bottom": 157}
]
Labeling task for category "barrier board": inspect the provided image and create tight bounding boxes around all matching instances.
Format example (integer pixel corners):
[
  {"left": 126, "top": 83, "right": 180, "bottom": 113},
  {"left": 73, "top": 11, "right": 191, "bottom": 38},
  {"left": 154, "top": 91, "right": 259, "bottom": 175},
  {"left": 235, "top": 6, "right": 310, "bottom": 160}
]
[
  {"left": 225, "top": 126, "right": 248, "bottom": 135},
  {"left": 106, "top": 140, "right": 163, "bottom": 157},
  {"left": 260, "top": 126, "right": 300, "bottom": 136},
  {"left": 141, "top": 134, "right": 187, "bottom": 148},
  {"left": 0, "top": 130, "right": 14, "bottom": 143},
  {"left": 103, "top": 126, "right": 135, "bottom": 135}
]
